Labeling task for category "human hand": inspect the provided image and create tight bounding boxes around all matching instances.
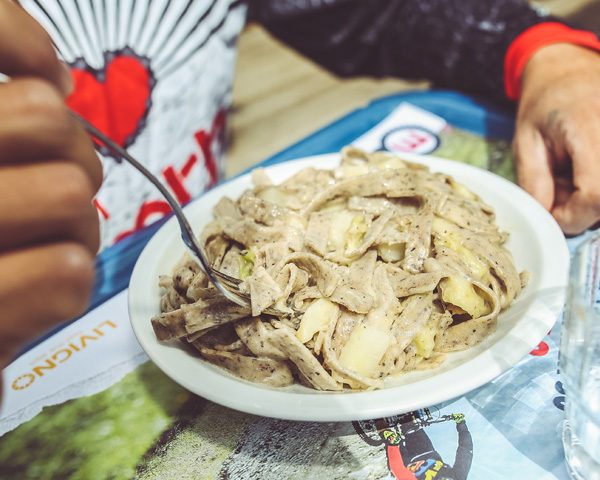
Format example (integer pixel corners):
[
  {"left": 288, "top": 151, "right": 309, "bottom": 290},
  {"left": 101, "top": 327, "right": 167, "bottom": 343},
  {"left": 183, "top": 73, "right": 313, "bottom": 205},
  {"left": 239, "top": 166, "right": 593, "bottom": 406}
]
[
  {"left": 514, "top": 43, "right": 600, "bottom": 235},
  {"left": 0, "top": 0, "right": 102, "bottom": 367}
]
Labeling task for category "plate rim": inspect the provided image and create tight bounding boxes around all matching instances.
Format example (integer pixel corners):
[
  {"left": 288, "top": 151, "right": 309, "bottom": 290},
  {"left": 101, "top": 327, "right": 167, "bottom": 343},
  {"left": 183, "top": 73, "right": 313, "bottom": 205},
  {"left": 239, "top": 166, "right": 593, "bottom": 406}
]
[{"left": 129, "top": 152, "right": 569, "bottom": 421}]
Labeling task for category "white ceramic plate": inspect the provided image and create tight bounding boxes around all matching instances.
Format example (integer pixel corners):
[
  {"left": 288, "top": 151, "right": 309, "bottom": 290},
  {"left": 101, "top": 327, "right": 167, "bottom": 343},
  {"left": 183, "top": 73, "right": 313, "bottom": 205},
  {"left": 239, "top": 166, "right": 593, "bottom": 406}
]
[{"left": 129, "top": 153, "right": 569, "bottom": 422}]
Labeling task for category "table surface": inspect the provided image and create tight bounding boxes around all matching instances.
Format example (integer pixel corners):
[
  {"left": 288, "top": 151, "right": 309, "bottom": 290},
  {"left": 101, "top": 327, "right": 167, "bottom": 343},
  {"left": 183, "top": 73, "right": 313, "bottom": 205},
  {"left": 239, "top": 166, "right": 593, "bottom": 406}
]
[
  {"left": 1, "top": 90, "right": 579, "bottom": 479},
  {"left": 226, "top": 25, "right": 424, "bottom": 176}
]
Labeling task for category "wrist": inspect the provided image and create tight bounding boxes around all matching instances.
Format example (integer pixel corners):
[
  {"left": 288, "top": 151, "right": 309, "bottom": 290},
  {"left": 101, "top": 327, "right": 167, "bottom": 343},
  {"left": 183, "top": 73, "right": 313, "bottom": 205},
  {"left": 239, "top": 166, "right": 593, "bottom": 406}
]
[
  {"left": 522, "top": 43, "right": 600, "bottom": 97},
  {"left": 505, "top": 22, "right": 600, "bottom": 100}
]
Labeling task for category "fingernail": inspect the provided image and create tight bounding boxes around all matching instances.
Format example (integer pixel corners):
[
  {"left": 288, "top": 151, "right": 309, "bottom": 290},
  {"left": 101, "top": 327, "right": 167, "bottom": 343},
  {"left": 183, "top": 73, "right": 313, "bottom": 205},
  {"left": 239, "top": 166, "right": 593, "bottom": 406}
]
[{"left": 59, "top": 60, "right": 74, "bottom": 96}]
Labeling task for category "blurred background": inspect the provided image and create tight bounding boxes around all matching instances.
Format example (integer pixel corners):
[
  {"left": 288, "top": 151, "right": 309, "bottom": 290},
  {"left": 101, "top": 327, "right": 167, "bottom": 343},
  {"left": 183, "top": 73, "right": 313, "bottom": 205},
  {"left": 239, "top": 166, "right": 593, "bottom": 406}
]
[{"left": 227, "top": 0, "right": 600, "bottom": 176}]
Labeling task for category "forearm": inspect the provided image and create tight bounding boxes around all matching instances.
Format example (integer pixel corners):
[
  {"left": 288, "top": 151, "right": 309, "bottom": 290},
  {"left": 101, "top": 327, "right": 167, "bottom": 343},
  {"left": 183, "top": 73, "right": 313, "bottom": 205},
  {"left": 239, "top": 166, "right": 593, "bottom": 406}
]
[
  {"left": 249, "top": 0, "right": 550, "bottom": 100},
  {"left": 451, "top": 422, "right": 474, "bottom": 480}
]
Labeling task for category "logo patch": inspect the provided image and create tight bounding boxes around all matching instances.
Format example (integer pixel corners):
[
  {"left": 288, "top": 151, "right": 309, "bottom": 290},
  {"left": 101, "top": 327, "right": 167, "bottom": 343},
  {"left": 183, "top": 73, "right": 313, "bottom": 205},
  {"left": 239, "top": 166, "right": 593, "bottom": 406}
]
[{"left": 381, "top": 126, "right": 440, "bottom": 155}]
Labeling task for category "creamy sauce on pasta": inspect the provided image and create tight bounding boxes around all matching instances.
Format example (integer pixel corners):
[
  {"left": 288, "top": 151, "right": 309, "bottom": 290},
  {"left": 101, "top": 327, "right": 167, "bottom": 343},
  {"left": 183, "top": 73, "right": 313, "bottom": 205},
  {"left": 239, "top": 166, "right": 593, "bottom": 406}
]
[{"left": 151, "top": 147, "right": 526, "bottom": 391}]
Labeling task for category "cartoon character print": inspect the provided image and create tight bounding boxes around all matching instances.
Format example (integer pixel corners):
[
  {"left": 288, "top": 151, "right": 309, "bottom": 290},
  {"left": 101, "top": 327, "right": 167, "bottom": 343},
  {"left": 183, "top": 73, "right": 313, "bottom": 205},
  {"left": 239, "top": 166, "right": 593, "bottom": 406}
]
[{"left": 354, "top": 409, "right": 473, "bottom": 480}]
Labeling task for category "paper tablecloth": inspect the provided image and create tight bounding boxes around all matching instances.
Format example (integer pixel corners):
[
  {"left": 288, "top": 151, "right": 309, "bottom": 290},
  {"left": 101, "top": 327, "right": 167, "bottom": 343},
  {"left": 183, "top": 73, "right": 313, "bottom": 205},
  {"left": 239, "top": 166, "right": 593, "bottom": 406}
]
[{"left": 0, "top": 93, "right": 585, "bottom": 480}]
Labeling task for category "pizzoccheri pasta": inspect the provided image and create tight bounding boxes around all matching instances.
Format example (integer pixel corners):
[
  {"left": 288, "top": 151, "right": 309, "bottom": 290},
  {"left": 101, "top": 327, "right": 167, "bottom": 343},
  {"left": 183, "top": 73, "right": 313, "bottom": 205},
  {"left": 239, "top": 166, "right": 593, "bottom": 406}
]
[{"left": 151, "top": 147, "right": 528, "bottom": 391}]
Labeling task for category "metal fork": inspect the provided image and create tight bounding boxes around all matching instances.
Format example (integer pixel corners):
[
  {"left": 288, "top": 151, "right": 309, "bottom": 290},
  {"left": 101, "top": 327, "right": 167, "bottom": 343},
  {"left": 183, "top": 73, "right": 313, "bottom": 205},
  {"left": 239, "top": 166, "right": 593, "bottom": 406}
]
[{"left": 72, "top": 112, "right": 253, "bottom": 309}]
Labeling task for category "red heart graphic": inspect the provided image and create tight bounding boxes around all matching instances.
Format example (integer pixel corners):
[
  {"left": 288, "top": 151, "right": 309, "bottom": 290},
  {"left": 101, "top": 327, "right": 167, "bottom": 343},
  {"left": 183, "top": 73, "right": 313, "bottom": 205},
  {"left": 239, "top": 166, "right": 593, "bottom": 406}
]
[{"left": 68, "top": 54, "right": 153, "bottom": 149}]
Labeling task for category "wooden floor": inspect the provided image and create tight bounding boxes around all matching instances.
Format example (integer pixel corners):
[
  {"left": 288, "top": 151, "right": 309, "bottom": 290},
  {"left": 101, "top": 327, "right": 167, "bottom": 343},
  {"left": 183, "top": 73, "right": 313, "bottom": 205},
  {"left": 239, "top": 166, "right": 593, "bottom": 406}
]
[{"left": 226, "top": 1, "right": 599, "bottom": 176}]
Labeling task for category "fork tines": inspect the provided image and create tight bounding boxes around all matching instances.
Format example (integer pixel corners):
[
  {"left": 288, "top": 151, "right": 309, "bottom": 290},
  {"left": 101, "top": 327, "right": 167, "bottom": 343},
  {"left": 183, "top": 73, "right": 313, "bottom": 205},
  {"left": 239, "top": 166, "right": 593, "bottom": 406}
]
[{"left": 211, "top": 269, "right": 242, "bottom": 287}]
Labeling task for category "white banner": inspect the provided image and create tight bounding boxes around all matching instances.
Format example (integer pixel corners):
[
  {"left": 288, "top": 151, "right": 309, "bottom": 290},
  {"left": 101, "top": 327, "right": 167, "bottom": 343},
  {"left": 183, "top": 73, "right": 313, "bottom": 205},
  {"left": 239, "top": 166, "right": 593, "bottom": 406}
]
[{"left": 0, "top": 290, "right": 146, "bottom": 436}]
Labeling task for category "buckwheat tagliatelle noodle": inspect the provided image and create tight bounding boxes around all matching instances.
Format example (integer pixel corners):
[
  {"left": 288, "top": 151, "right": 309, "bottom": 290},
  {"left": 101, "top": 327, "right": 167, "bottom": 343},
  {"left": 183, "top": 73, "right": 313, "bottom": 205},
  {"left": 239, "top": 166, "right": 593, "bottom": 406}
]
[{"left": 151, "top": 147, "right": 528, "bottom": 391}]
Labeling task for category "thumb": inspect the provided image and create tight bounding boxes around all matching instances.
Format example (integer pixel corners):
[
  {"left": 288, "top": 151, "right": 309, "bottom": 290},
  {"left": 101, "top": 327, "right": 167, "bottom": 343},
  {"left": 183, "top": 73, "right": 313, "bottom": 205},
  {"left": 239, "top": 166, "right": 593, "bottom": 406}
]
[{"left": 514, "top": 127, "right": 555, "bottom": 211}]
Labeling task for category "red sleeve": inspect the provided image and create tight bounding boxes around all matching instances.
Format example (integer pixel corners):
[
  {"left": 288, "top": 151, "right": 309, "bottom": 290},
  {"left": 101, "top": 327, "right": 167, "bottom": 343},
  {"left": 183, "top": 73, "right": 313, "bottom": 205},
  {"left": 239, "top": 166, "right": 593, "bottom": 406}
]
[{"left": 504, "top": 22, "right": 600, "bottom": 100}]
